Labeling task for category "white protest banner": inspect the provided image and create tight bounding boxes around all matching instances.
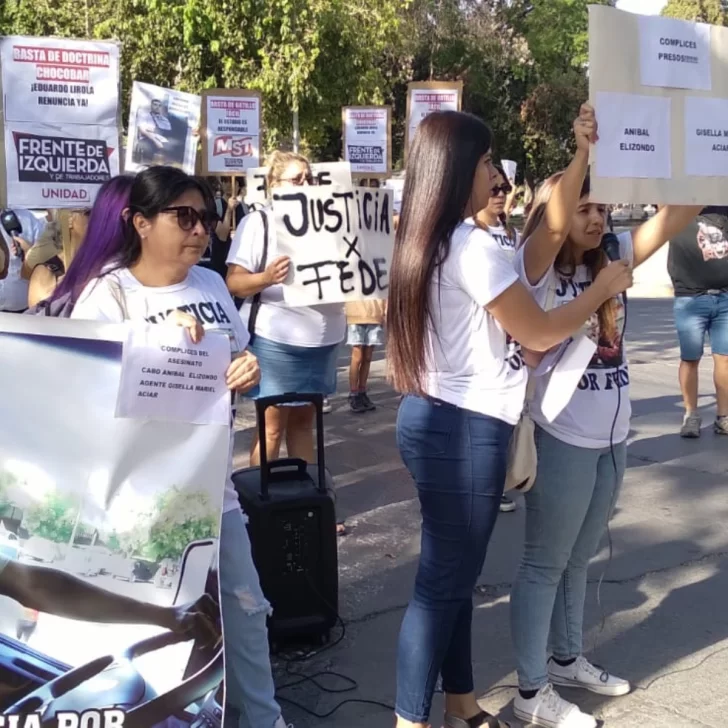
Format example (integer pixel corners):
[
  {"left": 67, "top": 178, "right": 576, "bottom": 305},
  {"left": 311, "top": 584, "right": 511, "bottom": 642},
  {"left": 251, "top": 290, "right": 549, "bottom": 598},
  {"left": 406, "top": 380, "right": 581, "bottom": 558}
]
[
  {"left": 272, "top": 186, "right": 393, "bottom": 306},
  {"left": 0, "top": 313, "right": 228, "bottom": 726},
  {"left": 245, "top": 161, "right": 353, "bottom": 207},
  {"left": 342, "top": 106, "right": 391, "bottom": 177},
  {"left": 405, "top": 81, "right": 462, "bottom": 154},
  {"left": 638, "top": 15, "right": 711, "bottom": 91},
  {"left": 589, "top": 5, "right": 728, "bottom": 204},
  {"left": 0, "top": 37, "right": 120, "bottom": 126},
  {"left": 383, "top": 177, "right": 404, "bottom": 215},
  {"left": 126, "top": 81, "right": 201, "bottom": 174},
  {"left": 201, "top": 89, "right": 261, "bottom": 174},
  {"left": 4, "top": 122, "right": 119, "bottom": 208}
]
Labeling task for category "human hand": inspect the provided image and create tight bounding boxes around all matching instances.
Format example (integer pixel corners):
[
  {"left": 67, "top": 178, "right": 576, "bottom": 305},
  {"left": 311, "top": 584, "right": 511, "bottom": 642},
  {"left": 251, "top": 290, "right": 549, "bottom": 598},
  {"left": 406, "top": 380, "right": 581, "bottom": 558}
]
[
  {"left": 162, "top": 594, "right": 220, "bottom": 647},
  {"left": 574, "top": 103, "right": 598, "bottom": 152},
  {"left": 165, "top": 309, "right": 205, "bottom": 344},
  {"left": 264, "top": 255, "right": 290, "bottom": 286},
  {"left": 594, "top": 259, "right": 633, "bottom": 300},
  {"left": 11, "top": 236, "right": 30, "bottom": 258},
  {"left": 226, "top": 350, "right": 260, "bottom": 393}
]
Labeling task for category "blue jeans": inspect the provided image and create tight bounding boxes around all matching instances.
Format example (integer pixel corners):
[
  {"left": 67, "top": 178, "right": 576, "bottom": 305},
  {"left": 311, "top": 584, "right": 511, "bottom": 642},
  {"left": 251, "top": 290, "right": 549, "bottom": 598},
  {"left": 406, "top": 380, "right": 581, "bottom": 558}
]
[
  {"left": 395, "top": 395, "right": 513, "bottom": 723},
  {"left": 674, "top": 292, "right": 728, "bottom": 361},
  {"left": 220, "top": 509, "right": 282, "bottom": 728},
  {"left": 510, "top": 426, "right": 626, "bottom": 691}
]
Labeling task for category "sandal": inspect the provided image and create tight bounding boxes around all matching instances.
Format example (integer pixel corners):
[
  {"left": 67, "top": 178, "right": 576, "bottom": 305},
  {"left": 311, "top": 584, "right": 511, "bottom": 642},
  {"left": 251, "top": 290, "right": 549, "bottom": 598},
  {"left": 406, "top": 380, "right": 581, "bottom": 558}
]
[{"left": 443, "top": 711, "right": 510, "bottom": 728}]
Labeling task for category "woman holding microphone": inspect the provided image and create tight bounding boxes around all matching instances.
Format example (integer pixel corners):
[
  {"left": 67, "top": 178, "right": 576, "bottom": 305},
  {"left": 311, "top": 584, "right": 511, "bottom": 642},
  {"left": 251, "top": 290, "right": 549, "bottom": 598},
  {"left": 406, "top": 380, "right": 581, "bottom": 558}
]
[
  {"left": 386, "top": 107, "right": 631, "bottom": 728},
  {"left": 510, "top": 104, "right": 700, "bottom": 728}
]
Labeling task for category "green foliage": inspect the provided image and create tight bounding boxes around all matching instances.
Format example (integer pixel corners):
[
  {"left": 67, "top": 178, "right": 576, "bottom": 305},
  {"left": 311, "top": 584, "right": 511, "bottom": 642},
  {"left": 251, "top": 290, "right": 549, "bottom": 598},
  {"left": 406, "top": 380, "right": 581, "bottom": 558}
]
[
  {"left": 662, "top": 0, "right": 727, "bottom": 24},
  {"left": 25, "top": 492, "right": 78, "bottom": 543}
]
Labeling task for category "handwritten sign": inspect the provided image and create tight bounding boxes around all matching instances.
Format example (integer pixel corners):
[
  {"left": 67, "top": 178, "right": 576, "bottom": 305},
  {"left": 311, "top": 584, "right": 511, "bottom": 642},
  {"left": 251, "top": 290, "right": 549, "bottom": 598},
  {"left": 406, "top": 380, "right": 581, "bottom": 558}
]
[
  {"left": 116, "top": 325, "right": 231, "bottom": 425},
  {"left": 245, "top": 161, "right": 353, "bottom": 207},
  {"left": 638, "top": 14, "right": 711, "bottom": 91},
  {"left": 594, "top": 92, "right": 672, "bottom": 179},
  {"left": 272, "top": 186, "right": 393, "bottom": 306}
]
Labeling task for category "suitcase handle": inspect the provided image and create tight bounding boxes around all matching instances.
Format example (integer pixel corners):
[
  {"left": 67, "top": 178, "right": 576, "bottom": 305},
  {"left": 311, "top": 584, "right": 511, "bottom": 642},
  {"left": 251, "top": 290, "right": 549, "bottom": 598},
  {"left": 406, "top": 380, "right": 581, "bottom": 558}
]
[
  {"left": 266, "top": 458, "right": 308, "bottom": 478},
  {"left": 255, "top": 393, "right": 327, "bottom": 500}
]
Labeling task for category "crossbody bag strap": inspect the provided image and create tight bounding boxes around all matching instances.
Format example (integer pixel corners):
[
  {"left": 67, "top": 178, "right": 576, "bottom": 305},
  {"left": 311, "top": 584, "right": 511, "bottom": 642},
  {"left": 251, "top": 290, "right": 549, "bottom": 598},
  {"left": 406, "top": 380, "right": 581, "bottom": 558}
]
[{"left": 247, "top": 210, "right": 269, "bottom": 337}]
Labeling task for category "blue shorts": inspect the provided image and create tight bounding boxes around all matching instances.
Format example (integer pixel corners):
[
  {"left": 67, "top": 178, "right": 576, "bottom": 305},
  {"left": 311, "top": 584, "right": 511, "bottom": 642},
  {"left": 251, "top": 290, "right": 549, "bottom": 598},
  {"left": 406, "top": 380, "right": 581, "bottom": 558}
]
[
  {"left": 347, "top": 324, "right": 384, "bottom": 347},
  {"left": 674, "top": 292, "right": 728, "bottom": 361},
  {"left": 245, "top": 335, "right": 339, "bottom": 400}
]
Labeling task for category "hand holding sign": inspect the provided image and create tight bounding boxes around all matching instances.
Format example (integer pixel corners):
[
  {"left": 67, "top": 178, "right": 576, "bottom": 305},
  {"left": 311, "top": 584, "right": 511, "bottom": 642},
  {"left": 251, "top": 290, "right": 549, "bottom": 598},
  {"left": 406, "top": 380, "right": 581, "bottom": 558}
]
[
  {"left": 264, "top": 255, "right": 291, "bottom": 286},
  {"left": 594, "top": 259, "right": 634, "bottom": 299},
  {"left": 165, "top": 308, "right": 205, "bottom": 344},
  {"left": 574, "top": 103, "right": 599, "bottom": 151}
]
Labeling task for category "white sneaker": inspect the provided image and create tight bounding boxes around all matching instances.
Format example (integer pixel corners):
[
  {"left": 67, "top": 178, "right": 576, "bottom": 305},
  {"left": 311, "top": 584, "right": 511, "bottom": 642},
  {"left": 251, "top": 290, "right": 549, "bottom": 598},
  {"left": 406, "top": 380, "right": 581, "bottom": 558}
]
[
  {"left": 513, "top": 684, "right": 596, "bottom": 728},
  {"left": 549, "top": 656, "right": 631, "bottom": 697}
]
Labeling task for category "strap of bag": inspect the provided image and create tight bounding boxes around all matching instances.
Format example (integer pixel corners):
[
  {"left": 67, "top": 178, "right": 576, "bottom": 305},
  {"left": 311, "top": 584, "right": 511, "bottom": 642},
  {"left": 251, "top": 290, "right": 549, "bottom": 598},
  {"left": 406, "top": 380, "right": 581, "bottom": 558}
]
[{"left": 248, "top": 210, "right": 269, "bottom": 337}]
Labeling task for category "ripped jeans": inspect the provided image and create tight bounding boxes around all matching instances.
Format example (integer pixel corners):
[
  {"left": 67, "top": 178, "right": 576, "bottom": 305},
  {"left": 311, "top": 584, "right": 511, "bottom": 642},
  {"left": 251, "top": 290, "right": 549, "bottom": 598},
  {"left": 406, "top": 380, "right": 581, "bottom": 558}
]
[{"left": 220, "top": 508, "right": 282, "bottom": 728}]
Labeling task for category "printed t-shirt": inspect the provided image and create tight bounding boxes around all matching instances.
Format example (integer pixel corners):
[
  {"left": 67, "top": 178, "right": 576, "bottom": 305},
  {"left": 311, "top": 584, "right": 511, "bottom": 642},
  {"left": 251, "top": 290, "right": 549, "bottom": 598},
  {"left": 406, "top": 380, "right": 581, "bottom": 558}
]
[
  {"left": 72, "top": 265, "right": 248, "bottom": 513},
  {"left": 424, "top": 221, "right": 527, "bottom": 425},
  {"left": 515, "top": 231, "right": 634, "bottom": 448},
  {"left": 227, "top": 208, "right": 346, "bottom": 347}
]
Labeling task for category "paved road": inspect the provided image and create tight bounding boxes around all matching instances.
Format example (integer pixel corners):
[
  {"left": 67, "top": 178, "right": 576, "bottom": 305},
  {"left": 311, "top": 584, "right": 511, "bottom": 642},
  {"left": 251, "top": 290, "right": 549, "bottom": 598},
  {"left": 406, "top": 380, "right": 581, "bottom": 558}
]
[{"left": 234, "top": 298, "right": 728, "bottom": 727}]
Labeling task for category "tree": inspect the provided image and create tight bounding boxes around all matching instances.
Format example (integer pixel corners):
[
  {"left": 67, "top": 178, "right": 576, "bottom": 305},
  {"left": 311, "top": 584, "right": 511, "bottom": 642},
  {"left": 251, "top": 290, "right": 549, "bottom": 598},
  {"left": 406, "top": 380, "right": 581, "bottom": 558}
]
[
  {"left": 25, "top": 492, "right": 78, "bottom": 543},
  {"left": 662, "top": 0, "right": 727, "bottom": 23}
]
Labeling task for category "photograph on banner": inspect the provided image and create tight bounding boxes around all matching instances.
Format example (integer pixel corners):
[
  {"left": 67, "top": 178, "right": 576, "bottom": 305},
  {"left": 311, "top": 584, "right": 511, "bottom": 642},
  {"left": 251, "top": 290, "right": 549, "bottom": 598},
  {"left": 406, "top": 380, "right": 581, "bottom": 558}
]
[
  {"left": 0, "top": 315, "right": 228, "bottom": 725},
  {"left": 342, "top": 107, "right": 390, "bottom": 176},
  {"left": 588, "top": 5, "right": 728, "bottom": 204},
  {"left": 4, "top": 122, "right": 120, "bottom": 209},
  {"left": 405, "top": 82, "right": 462, "bottom": 151},
  {"left": 126, "top": 82, "right": 201, "bottom": 174},
  {"left": 202, "top": 90, "right": 261, "bottom": 175},
  {"left": 272, "top": 186, "right": 393, "bottom": 306},
  {"left": 0, "top": 36, "right": 120, "bottom": 127},
  {"left": 245, "top": 161, "right": 354, "bottom": 207}
]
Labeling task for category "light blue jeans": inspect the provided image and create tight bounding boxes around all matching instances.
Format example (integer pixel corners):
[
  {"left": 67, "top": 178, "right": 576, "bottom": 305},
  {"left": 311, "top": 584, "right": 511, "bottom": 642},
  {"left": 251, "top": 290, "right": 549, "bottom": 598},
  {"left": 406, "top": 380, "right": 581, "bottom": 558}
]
[
  {"left": 510, "top": 426, "right": 626, "bottom": 691},
  {"left": 220, "top": 509, "right": 282, "bottom": 728}
]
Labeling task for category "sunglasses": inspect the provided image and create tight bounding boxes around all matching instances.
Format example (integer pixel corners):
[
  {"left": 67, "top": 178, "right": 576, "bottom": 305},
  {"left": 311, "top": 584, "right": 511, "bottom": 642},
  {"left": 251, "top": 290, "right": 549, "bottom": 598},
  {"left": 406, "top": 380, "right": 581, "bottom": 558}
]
[
  {"left": 280, "top": 172, "right": 315, "bottom": 186},
  {"left": 161, "top": 206, "right": 218, "bottom": 233},
  {"left": 491, "top": 184, "right": 512, "bottom": 197}
]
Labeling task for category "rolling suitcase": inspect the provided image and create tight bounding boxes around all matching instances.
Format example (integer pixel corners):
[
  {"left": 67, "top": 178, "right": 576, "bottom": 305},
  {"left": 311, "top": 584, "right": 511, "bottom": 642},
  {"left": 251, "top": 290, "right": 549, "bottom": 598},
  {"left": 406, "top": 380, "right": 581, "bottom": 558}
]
[{"left": 232, "top": 393, "right": 338, "bottom": 645}]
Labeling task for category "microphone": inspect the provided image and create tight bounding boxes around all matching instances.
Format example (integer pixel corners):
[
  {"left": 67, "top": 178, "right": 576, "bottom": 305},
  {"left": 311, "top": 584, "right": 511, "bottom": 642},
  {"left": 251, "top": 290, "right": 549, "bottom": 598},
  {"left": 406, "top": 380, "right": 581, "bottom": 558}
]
[{"left": 601, "top": 232, "right": 621, "bottom": 262}]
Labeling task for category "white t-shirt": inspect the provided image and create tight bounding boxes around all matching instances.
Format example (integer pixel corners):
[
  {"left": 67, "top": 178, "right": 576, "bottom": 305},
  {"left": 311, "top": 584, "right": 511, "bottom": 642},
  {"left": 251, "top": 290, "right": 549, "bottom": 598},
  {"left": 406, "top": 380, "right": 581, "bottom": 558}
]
[
  {"left": 72, "top": 265, "right": 249, "bottom": 513},
  {"left": 516, "top": 231, "right": 634, "bottom": 448},
  {"left": 227, "top": 208, "right": 346, "bottom": 347},
  {"left": 424, "top": 221, "right": 527, "bottom": 425},
  {"left": 0, "top": 209, "right": 46, "bottom": 312}
]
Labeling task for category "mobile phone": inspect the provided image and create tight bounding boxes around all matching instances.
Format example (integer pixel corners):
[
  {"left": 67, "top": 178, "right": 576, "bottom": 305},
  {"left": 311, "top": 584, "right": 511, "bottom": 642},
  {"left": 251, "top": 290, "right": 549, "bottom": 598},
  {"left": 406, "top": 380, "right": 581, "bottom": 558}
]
[{"left": 0, "top": 210, "right": 22, "bottom": 238}]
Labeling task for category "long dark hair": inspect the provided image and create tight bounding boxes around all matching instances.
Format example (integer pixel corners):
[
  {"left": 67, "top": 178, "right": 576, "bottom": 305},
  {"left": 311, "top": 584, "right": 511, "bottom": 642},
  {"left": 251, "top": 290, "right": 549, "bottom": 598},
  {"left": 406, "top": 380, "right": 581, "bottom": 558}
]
[
  {"left": 387, "top": 111, "right": 492, "bottom": 394},
  {"left": 120, "top": 166, "right": 216, "bottom": 268}
]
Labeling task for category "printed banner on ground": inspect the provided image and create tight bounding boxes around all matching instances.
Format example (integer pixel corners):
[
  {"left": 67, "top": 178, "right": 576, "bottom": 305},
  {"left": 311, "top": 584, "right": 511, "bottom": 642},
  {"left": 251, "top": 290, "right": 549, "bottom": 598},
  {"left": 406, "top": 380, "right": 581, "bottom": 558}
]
[
  {"left": 0, "top": 36, "right": 120, "bottom": 126},
  {"left": 405, "top": 81, "right": 462, "bottom": 154},
  {"left": 342, "top": 106, "right": 390, "bottom": 176},
  {"left": 273, "top": 186, "right": 393, "bottom": 305},
  {"left": 589, "top": 6, "right": 728, "bottom": 204},
  {"left": 0, "top": 314, "right": 228, "bottom": 727},
  {"left": 245, "top": 161, "right": 353, "bottom": 207},
  {"left": 125, "top": 82, "right": 201, "bottom": 174},
  {"left": 201, "top": 89, "right": 261, "bottom": 174},
  {"left": 4, "top": 122, "right": 120, "bottom": 208}
]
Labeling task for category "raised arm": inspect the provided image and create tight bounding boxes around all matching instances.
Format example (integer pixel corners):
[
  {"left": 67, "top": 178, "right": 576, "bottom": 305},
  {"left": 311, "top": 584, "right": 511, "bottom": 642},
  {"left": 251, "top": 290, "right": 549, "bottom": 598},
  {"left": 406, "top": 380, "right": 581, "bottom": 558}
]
[
  {"left": 522, "top": 103, "right": 595, "bottom": 285},
  {"left": 631, "top": 205, "right": 702, "bottom": 269}
]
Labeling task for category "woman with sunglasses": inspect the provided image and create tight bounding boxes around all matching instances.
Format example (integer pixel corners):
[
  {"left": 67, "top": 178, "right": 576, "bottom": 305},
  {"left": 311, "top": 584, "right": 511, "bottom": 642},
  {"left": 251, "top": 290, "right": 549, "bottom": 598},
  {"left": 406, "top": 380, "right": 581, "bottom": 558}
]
[
  {"left": 226, "top": 151, "right": 346, "bottom": 504},
  {"left": 69, "top": 167, "right": 292, "bottom": 728},
  {"left": 26, "top": 208, "right": 90, "bottom": 308}
]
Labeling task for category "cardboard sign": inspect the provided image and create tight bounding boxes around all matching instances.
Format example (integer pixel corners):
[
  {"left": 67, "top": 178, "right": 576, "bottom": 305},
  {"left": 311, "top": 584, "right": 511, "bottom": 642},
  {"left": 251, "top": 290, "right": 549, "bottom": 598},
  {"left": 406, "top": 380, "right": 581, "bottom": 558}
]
[
  {"left": 272, "top": 186, "right": 393, "bottom": 306},
  {"left": 201, "top": 89, "right": 261, "bottom": 174},
  {"left": 589, "top": 5, "right": 728, "bottom": 204},
  {"left": 244, "top": 161, "right": 353, "bottom": 207},
  {"left": 342, "top": 106, "right": 391, "bottom": 177},
  {"left": 405, "top": 81, "right": 463, "bottom": 154},
  {"left": 125, "top": 81, "right": 200, "bottom": 174}
]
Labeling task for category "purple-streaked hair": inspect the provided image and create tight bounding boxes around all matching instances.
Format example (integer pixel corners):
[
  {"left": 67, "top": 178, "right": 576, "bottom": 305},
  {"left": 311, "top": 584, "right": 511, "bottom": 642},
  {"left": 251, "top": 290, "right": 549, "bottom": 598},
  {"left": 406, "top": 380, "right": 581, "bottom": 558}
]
[{"left": 49, "top": 175, "right": 134, "bottom": 305}]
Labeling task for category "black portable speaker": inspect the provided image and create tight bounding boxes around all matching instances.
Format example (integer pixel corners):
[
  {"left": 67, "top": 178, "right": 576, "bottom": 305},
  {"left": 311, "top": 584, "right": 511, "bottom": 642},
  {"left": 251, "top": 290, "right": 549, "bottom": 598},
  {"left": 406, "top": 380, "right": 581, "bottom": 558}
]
[{"left": 232, "top": 393, "right": 338, "bottom": 645}]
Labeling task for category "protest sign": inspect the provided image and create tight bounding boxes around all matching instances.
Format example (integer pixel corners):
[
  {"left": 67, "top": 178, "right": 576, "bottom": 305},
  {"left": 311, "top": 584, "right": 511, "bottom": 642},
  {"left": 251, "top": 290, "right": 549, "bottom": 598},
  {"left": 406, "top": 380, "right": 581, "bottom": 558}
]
[
  {"left": 0, "top": 313, "right": 228, "bottom": 727},
  {"left": 0, "top": 35, "right": 121, "bottom": 208},
  {"left": 342, "top": 106, "right": 391, "bottom": 177},
  {"left": 502, "top": 160, "right": 517, "bottom": 183},
  {"left": 245, "top": 161, "right": 353, "bottom": 207},
  {"left": 405, "top": 81, "right": 462, "bottom": 155},
  {"left": 201, "top": 89, "right": 261, "bottom": 174},
  {"left": 125, "top": 82, "right": 201, "bottom": 174},
  {"left": 272, "top": 186, "right": 393, "bottom": 306},
  {"left": 589, "top": 5, "right": 728, "bottom": 204}
]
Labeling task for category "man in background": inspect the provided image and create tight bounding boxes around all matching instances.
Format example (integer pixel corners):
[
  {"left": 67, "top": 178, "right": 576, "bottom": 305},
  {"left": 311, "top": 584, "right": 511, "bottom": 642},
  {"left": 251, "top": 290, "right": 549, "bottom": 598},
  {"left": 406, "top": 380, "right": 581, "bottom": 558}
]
[{"left": 0, "top": 208, "right": 46, "bottom": 313}]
